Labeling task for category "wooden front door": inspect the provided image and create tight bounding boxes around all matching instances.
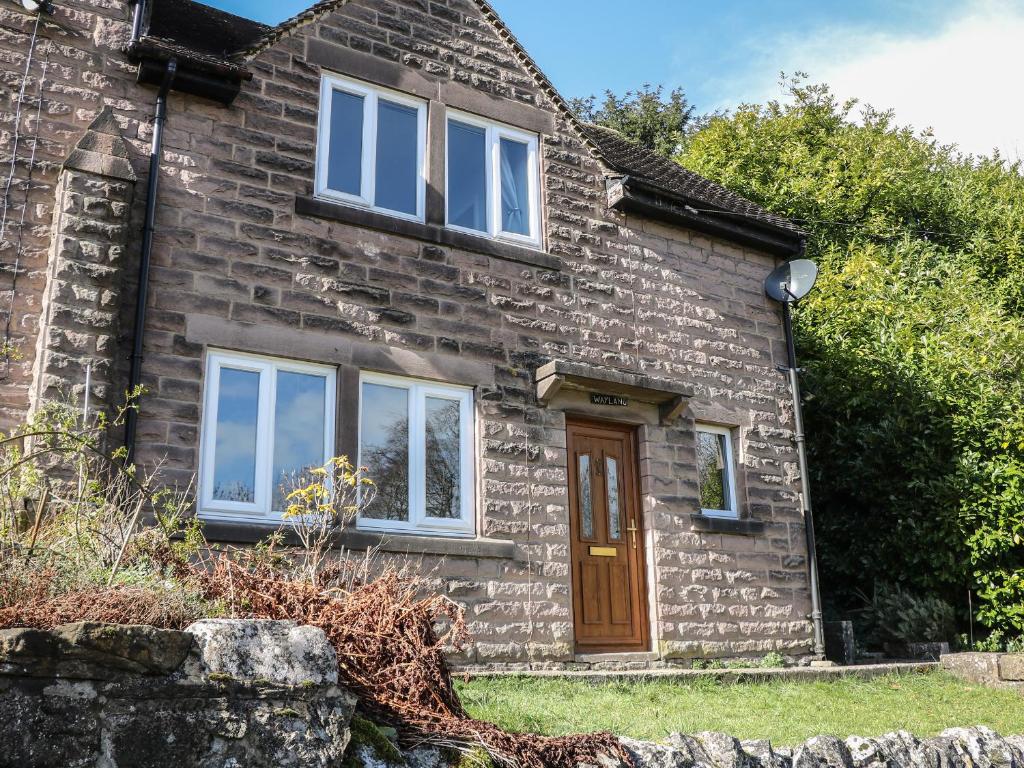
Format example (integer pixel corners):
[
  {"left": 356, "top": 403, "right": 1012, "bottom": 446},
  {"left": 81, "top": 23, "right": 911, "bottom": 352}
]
[{"left": 567, "top": 419, "right": 649, "bottom": 652}]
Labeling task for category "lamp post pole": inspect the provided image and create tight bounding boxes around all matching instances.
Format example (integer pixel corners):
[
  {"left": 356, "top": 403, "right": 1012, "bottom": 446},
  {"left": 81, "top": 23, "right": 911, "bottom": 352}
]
[{"left": 781, "top": 298, "right": 826, "bottom": 659}]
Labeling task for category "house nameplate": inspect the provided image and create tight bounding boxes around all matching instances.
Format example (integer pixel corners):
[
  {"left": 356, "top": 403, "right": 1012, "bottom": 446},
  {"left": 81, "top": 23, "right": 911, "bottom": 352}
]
[{"left": 590, "top": 393, "right": 629, "bottom": 407}]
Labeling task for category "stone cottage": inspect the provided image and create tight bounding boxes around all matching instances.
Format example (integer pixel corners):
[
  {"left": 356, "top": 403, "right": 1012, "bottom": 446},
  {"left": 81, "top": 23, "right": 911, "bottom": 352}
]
[{"left": 1, "top": 0, "right": 816, "bottom": 666}]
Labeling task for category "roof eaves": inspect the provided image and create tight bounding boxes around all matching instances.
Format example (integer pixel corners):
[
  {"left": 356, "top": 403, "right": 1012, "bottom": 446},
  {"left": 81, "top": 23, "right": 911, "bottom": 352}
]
[{"left": 610, "top": 176, "right": 806, "bottom": 257}]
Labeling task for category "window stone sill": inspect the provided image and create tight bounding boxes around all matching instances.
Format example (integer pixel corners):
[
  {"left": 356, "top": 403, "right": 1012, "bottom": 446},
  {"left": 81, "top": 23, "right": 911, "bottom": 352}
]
[
  {"left": 295, "top": 195, "right": 560, "bottom": 271},
  {"left": 689, "top": 514, "right": 766, "bottom": 536},
  {"left": 201, "top": 519, "right": 516, "bottom": 559}
]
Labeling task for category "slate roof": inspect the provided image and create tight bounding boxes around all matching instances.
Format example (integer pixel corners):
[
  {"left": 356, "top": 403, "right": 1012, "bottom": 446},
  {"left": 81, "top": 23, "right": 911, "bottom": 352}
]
[
  {"left": 580, "top": 123, "right": 804, "bottom": 237},
  {"left": 144, "top": 0, "right": 270, "bottom": 63}
]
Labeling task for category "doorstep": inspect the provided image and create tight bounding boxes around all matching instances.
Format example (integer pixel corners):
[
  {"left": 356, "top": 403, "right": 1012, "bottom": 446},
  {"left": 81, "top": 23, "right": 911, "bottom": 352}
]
[{"left": 573, "top": 651, "right": 660, "bottom": 669}]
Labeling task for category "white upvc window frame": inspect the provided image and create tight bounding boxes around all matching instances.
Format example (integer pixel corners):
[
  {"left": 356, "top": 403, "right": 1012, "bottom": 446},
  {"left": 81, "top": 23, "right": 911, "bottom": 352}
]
[
  {"left": 696, "top": 423, "right": 740, "bottom": 520},
  {"left": 444, "top": 109, "right": 542, "bottom": 248},
  {"left": 357, "top": 371, "right": 476, "bottom": 537},
  {"left": 199, "top": 349, "right": 337, "bottom": 524},
  {"left": 315, "top": 72, "right": 428, "bottom": 223}
]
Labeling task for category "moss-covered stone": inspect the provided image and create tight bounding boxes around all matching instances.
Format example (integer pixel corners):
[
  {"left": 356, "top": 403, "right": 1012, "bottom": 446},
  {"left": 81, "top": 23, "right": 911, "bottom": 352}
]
[
  {"left": 453, "top": 746, "right": 494, "bottom": 768},
  {"left": 341, "top": 714, "right": 406, "bottom": 767}
]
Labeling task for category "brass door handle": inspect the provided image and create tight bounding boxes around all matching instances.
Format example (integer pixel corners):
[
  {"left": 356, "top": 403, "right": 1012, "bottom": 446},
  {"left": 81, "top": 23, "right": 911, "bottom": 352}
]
[{"left": 626, "top": 518, "right": 638, "bottom": 549}]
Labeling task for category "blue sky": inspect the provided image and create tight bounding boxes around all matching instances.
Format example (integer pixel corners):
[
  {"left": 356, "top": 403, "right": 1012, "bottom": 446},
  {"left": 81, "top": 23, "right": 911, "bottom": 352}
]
[{"left": 208, "top": 0, "right": 1024, "bottom": 159}]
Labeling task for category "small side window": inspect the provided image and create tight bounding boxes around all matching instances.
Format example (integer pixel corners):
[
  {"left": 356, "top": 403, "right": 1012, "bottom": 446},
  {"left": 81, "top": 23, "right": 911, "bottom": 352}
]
[
  {"left": 445, "top": 110, "right": 541, "bottom": 247},
  {"left": 695, "top": 424, "right": 739, "bottom": 519}
]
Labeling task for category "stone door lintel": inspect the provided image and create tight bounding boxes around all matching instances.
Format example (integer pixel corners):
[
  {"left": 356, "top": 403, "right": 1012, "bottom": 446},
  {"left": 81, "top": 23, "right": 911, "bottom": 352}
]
[{"left": 535, "top": 360, "right": 692, "bottom": 425}]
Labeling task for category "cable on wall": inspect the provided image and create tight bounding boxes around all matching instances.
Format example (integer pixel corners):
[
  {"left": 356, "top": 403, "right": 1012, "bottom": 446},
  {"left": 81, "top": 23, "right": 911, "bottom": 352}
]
[{"left": 1, "top": 14, "right": 48, "bottom": 381}]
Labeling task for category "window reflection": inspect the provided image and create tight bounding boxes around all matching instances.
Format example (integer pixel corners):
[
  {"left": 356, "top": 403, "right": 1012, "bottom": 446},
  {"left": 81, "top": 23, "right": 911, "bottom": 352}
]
[
  {"left": 425, "top": 397, "right": 461, "bottom": 519},
  {"left": 327, "top": 89, "right": 364, "bottom": 195},
  {"left": 606, "top": 456, "right": 621, "bottom": 540},
  {"left": 447, "top": 120, "right": 487, "bottom": 232},
  {"left": 499, "top": 137, "right": 530, "bottom": 235},
  {"left": 375, "top": 99, "right": 418, "bottom": 215},
  {"left": 696, "top": 430, "right": 732, "bottom": 512},
  {"left": 212, "top": 367, "right": 260, "bottom": 503},
  {"left": 360, "top": 383, "right": 410, "bottom": 520},
  {"left": 271, "top": 371, "right": 327, "bottom": 511},
  {"left": 579, "top": 454, "right": 593, "bottom": 538}
]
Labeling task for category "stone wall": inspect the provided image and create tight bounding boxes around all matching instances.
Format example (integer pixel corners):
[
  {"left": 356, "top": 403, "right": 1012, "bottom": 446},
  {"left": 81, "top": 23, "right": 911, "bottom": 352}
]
[
  {"left": 0, "top": 0, "right": 814, "bottom": 664},
  {"left": 942, "top": 652, "right": 1024, "bottom": 693},
  {"left": 1, "top": 621, "right": 1020, "bottom": 768},
  {"left": 0, "top": 619, "right": 355, "bottom": 767},
  {"left": 613, "top": 727, "right": 1024, "bottom": 768}
]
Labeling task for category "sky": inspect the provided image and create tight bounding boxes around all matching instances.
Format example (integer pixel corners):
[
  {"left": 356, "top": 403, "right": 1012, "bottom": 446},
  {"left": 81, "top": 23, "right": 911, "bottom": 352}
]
[{"left": 208, "top": 0, "right": 1024, "bottom": 161}]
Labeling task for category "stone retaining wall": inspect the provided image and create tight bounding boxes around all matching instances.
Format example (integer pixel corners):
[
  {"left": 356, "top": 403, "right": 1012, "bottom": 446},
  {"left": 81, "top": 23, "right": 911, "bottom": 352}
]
[
  {"left": 1, "top": 620, "right": 1020, "bottom": 768},
  {"left": 0, "top": 619, "right": 355, "bottom": 767},
  {"left": 614, "top": 727, "right": 1024, "bottom": 768},
  {"left": 942, "top": 652, "right": 1024, "bottom": 692}
]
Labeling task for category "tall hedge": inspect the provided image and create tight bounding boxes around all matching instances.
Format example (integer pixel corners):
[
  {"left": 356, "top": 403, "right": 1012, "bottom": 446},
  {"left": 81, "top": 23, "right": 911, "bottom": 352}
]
[{"left": 674, "top": 81, "right": 1024, "bottom": 632}]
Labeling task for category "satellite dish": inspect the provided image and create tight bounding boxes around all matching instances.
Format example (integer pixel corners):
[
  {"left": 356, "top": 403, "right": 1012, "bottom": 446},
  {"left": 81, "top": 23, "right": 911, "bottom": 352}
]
[{"left": 764, "top": 259, "right": 818, "bottom": 303}]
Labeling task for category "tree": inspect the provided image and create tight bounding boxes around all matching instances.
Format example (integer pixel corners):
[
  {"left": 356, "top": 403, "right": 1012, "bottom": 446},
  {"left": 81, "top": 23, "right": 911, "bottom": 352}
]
[
  {"left": 675, "top": 77, "right": 1024, "bottom": 635},
  {"left": 570, "top": 84, "right": 695, "bottom": 158}
]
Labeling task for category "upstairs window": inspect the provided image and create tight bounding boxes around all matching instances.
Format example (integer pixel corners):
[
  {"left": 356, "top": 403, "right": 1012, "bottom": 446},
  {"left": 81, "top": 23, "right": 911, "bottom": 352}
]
[
  {"left": 695, "top": 424, "right": 739, "bottom": 519},
  {"left": 357, "top": 372, "right": 475, "bottom": 536},
  {"left": 199, "top": 351, "right": 336, "bottom": 522},
  {"left": 446, "top": 111, "right": 541, "bottom": 247},
  {"left": 316, "top": 73, "right": 426, "bottom": 221}
]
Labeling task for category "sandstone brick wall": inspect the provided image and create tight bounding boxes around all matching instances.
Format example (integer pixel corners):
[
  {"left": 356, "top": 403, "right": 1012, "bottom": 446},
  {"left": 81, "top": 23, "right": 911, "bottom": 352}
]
[{"left": 0, "top": 0, "right": 813, "bottom": 664}]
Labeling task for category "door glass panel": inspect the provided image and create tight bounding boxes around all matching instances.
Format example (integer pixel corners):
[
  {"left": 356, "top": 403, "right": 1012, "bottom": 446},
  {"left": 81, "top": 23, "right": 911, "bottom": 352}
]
[
  {"left": 499, "top": 137, "right": 530, "bottom": 235},
  {"left": 375, "top": 99, "right": 419, "bottom": 215},
  {"left": 447, "top": 120, "right": 487, "bottom": 232},
  {"left": 606, "top": 456, "right": 621, "bottom": 540},
  {"left": 212, "top": 367, "right": 260, "bottom": 503},
  {"left": 425, "top": 396, "right": 461, "bottom": 519},
  {"left": 578, "top": 454, "right": 593, "bottom": 538},
  {"left": 271, "top": 371, "right": 327, "bottom": 511},
  {"left": 327, "top": 89, "right": 364, "bottom": 195},
  {"left": 360, "top": 382, "right": 409, "bottom": 521},
  {"left": 696, "top": 430, "right": 731, "bottom": 511}
]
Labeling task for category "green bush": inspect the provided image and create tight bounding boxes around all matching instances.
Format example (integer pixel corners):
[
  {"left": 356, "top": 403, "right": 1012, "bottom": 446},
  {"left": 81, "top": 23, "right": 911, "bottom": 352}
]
[
  {"left": 674, "top": 78, "right": 1024, "bottom": 633},
  {"left": 959, "top": 630, "right": 1024, "bottom": 653},
  {"left": 858, "top": 584, "right": 957, "bottom": 646}
]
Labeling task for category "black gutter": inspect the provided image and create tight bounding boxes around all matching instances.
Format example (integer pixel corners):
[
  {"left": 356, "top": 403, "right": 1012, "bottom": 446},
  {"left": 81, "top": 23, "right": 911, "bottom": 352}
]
[
  {"left": 124, "top": 58, "right": 177, "bottom": 465},
  {"left": 608, "top": 176, "right": 805, "bottom": 258}
]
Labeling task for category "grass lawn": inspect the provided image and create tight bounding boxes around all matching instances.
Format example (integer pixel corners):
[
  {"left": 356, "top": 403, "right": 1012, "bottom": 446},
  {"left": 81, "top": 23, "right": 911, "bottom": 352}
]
[{"left": 456, "top": 671, "right": 1024, "bottom": 746}]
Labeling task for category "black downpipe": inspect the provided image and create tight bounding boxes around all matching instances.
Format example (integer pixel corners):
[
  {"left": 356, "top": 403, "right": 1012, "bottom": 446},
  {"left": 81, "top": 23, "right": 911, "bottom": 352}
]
[
  {"left": 129, "top": 0, "right": 144, "bottom": 44},
  {"left": 124, "top": 58, "right": 176, "bottom": 465}
]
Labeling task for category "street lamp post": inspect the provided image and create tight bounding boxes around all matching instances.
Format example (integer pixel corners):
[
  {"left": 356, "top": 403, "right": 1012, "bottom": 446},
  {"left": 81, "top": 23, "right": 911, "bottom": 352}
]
[{"left": 765, "top": 258, "right": 826, "bottom": 660}]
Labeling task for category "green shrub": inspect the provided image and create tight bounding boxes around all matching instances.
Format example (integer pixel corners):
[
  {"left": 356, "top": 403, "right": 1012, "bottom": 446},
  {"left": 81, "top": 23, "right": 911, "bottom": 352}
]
[
  {"left": 959, "top": 630, "right": 1024, "bottom": 653},
  {"left": 858, "top": 584, "right": 957, "bottom": 646},
  {"left": 675, "top": 78, "right": 1024, "bottom": 634}
]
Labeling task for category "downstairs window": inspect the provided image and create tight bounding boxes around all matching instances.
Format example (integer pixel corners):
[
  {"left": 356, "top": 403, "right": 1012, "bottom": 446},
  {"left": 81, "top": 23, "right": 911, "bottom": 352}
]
[
  {"left": 199, "top": 350, "right": 336, "bottom": 522},
  {"left": 357, "top": 372, "right": 475, "bottom": 536},
  {"left": 696, "top": 424, "right": 739, "bottom": 519}
]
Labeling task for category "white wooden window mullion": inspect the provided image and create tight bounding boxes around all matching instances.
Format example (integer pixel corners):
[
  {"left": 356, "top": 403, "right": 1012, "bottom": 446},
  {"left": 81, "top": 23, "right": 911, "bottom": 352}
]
[
  {"left": 409, "top": 382, "right": 426, "bottom": 529},
  {"left": 255, "top": 361, "right": 276, "bottom": 518},
  {"left": 362, "top": 89, "right": 378, "bottom": 211}
]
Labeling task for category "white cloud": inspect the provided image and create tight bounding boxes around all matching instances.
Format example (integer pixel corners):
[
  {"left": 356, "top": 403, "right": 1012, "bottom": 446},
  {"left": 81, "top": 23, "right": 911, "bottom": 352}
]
[{"left": 705, "top": 1, "right": 1024, "bottom": 161}]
